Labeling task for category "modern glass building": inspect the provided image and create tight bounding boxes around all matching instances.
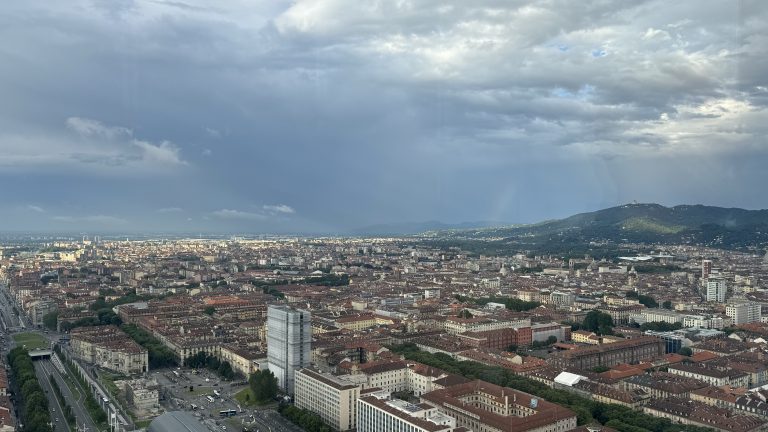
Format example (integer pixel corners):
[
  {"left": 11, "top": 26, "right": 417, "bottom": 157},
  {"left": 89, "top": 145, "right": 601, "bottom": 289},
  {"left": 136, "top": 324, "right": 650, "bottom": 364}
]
[{"left": 267, "top": 304, "right": 311, "bottom": 394}]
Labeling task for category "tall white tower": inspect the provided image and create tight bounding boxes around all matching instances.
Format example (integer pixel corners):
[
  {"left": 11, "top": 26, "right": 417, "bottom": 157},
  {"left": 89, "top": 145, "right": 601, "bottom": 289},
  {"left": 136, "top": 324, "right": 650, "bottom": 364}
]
[{"left": 267, "top": 304, "right": 311, "bottom": 394}]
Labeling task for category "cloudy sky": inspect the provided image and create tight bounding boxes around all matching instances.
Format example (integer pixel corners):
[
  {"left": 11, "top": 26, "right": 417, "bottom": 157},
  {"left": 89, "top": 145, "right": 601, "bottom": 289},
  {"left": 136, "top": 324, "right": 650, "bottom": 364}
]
[{"left": 0, "top": 0, "right": 766, "bottom": 233}]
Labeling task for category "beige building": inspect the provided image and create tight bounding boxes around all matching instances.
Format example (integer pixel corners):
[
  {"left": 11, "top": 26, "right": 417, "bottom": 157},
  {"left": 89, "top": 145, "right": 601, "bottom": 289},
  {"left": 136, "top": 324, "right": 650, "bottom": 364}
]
[
  {"left": 421, "top": 380, "right": 577, "bottom": 432},
  {"left": 294, "top": 368, "right": 365, "bottom": 431},
  {"left": 571, "top": 330, "right": 599, "bottom": 345},
  {"left": 335, "top": 314, "right": 377, "bottom": 331},
  {"left": 219, "top": 344, "right": 266, "bottom": 378},
  {"left": 70, "top": 325, "right": 149, "bottom": 375},
  {"left": 359, "top": 361, "right": 409, "bottom": 393},
  {"left": 444, "top": 316, "right": 530, "bottom": 335}
]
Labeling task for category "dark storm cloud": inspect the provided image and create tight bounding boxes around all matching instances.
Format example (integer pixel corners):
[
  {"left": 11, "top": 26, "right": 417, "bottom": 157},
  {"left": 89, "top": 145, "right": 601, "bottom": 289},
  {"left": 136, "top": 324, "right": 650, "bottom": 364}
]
[{"left": 0, "top": 0, "right": 766, "bottom": 232}]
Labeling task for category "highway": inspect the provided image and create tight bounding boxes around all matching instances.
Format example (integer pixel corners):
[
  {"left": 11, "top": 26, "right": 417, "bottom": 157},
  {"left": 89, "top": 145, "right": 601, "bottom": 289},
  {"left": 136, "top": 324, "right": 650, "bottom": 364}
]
[
  {"left": 0, "top": 281, "right": 100, "bottom": 432},
  {"left": 38, "top": 358, "right": 100, "bottom": 432},
  {"left": 33, "top": 359, "right": 71, "bottom": 432},
  {"left": 0, "top": 282, "right": 21, "bottom": 332}
]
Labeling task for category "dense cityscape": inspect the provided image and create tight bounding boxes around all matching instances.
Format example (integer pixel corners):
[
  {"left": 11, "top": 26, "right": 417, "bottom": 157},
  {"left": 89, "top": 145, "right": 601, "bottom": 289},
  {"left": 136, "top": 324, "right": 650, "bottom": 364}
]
[
  {"left": 1, "top": 223, "right": 768, "bottom": 432},
  {"left": 2, "top": 1, "right": 767, "bottom": 432}
]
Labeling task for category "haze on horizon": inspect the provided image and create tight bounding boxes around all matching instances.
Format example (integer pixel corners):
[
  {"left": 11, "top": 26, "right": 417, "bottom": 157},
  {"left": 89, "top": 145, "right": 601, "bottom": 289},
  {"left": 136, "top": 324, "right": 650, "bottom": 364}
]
[{"left": 0, "top": 0, "right": 766, "bottom": 233}]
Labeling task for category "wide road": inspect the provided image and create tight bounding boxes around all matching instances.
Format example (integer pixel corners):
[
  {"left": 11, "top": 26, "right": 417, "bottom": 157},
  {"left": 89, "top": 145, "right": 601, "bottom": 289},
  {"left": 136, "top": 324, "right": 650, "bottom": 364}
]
[
  {"left": 0, "top": 282, "right": 20, "bottom": 332},
  {"left": 33, "top": 359, "right": 70, "bottom": 432},
  {"left": 38, "top": 358, "right": 100, "bottom": 432},
  {"left": 250, "top": 410, "right": 303, "bottom": 432}
]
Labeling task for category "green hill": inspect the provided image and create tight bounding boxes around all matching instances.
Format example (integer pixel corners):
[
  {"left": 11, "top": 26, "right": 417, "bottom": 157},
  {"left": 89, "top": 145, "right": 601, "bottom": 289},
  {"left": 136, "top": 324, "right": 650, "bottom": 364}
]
[{"left": 425, "top": 203, "right": 768, "bottom": 255}]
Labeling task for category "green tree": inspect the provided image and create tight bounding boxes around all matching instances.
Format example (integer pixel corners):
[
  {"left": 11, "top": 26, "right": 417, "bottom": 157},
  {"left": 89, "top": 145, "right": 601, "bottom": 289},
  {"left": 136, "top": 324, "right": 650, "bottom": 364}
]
[
  {"left": 583, "top": 310, "right": 614, "bottom": 335},
  {"left": 458, "top": 309, "right": 473, "bottom": 319},
  {"left": 662, "top": 300, "right": 672, "bottom": 309},
  {"left": 203, "top": 306, "right": 216, "bottom": 316},
  {"left": 43, "top": 311, "right": 59, "bottom": 330},
  {"left": 249, "top": 370, "right": 278, "bottom": 403},
  {"left": 637, "top": 294, "right": 658, "bottom": 308},
  {"left": 679, "top": 346, "right": 693, "bottom": 356}
]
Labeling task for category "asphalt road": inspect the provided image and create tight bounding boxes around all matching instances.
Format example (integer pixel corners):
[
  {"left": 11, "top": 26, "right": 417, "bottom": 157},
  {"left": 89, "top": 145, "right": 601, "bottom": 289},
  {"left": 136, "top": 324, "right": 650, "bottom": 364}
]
[
  {"left": 0, "top": 282, "right": 21, "bottom": 332},
  {"left": 33, "top": 359, "right": 70, "bottom": 432},
  {"left": 249, "top": 410, "right": 303, "bottom": 432},
  {"left": 39, "top": 358, "right": 101, "bottom": 432}
]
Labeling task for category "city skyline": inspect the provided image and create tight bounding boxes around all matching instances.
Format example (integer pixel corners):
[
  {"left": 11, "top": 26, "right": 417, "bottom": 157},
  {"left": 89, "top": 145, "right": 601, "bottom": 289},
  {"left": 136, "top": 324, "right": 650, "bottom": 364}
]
[{"left": 1, "top": 1, "right": 766, "bottom": 233}]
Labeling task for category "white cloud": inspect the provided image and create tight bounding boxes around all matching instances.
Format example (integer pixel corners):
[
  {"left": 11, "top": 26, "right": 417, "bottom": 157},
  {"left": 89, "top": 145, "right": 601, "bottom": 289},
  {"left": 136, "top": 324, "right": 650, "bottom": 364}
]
[
  {"left": 66, "top": 117, "right": 132, "bottom": 139},
  {"left": 211, "top": 209, "right": 267, "bottom": 220},
  {"left": 26, "top": 205, "right": 45, "bottom": 213},
  {"left": 133, "top": 140, "right": 186, "bottom": 165},
  {"left": 0, "top": 117, "right": 188, "bottom": 173},
  {"left": 211, "top": 204, "right": 296, "bottom": 221},
  {"left": 642, "top": 28, "right": 672, "bottom": 41},
  {"left": 263, "top": 204, "right": 295, "bottom": 214}
]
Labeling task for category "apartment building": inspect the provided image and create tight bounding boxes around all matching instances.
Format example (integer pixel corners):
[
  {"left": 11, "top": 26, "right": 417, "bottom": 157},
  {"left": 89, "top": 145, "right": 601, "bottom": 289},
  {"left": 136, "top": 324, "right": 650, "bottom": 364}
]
[
  {"left": 358, "top": 360, "right": 409, "bottom": 393},
  {"left": 667, "top": 363, "right": 750, "bottom": 388},
  {"left": 634, "top": 309, "right": 683, "bottom": 325},
  {"left": 725, "top": 302, "right": 761, "bottom": 325},
  {"left": 707, "top": 279, "right": 727, "bottom": 303},
  {"left": 70, "top": 325, "right": 149, "bottom": 375}
]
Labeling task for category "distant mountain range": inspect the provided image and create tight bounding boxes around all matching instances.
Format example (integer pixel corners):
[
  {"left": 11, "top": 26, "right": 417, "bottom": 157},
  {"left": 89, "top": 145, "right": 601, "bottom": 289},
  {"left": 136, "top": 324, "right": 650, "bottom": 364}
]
[
  {"left": 350, "top": 220, "right": 508, "bottom": 236},
  {"left": 367, "top": 203, "right": 768, "bottom": 252}
]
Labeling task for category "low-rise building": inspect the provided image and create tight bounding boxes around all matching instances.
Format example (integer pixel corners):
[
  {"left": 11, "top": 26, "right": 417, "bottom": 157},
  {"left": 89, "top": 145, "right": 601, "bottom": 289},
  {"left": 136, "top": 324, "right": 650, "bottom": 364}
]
[
  {"left": 667, "top": 363, "right": 750, "bottom": 388},
  {"left": 549, "top": 336, "right": 664, "bottom": 370},
  {"left": 644, "top": 397, "right": 764, "bottom": 432},
  {"left": 420, "top": 380, "right": 577, "bottom": 432}
]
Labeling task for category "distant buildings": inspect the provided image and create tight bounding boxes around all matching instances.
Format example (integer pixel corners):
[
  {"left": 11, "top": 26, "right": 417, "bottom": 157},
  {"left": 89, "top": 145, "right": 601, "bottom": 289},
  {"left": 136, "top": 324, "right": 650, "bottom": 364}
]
[{"left": 267, "top": 304, "right": 311, "bottom": 394}]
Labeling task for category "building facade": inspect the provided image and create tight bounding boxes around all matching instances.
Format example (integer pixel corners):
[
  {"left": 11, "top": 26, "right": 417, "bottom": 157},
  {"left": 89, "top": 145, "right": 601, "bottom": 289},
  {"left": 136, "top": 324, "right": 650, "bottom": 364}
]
[
  {"left": 549, "top": 336, "right": 664, "bottom": 370},
  {"left": 70, "top": 325, "right": 148, "bottom": 375},
  {"left": 706, "top": 279, "right": 727, "bottom": 303},
  {"left": 357, "top": 390, "right": 458, "bottom": 432},
  {"left": 267, "top": 305, "right": 311, "bottom": 394},
  {"left": 725, "top": 302, "right": 761, "bottom": 325},
  {"left": 420, "top": 380, "right": 577, "bottom": 432},
  {"left": 295, "top": 368, "right": 363, "bottom": 431}
]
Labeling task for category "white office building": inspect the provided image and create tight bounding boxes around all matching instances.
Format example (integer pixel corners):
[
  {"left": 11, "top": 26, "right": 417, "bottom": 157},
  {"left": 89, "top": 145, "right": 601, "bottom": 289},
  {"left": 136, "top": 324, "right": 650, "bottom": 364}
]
[
  {"left": 706, "top": 279, "right": 727, "bottom": 303},
  {"left": 295, "top": 368, "right": 365, "bottom": 431},
  {"left": 267, "top": 304, "right": 311, "bottom": 394},
  {"left": 357, "top": 390, "right": 458, "bottom": 432},
  {"left": 726, "top": 302, "right": 762, "bottom": 325}
]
